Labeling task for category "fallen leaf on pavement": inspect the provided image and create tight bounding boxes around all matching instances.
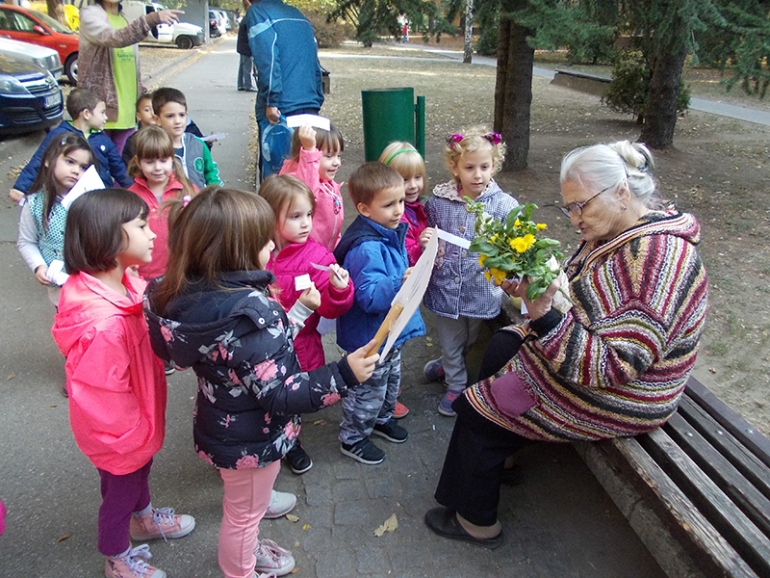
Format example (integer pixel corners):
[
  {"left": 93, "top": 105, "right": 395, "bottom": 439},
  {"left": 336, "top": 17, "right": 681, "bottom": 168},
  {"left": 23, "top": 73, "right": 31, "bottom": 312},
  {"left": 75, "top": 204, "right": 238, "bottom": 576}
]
[
  {"left": 57, "top": 533, "right": 72, "bottom": 543},
  {"left": 286, "top": 514, "right": 300, "bottom": 523},
  {"left": 302, "top": 524, "right": 311, "bottom": 530},
  {"left": 373, "top": 513, "right": 398, "bottom": 537}
]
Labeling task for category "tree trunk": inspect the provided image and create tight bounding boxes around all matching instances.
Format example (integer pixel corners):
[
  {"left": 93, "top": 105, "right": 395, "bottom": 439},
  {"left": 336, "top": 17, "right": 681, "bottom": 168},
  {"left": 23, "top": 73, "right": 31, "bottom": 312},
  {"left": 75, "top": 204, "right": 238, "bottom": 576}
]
[
  {"left": 639, "top": 41, "right": 687, "bottom": 148},
  {"left": 46, "top": 0, "right": 67, "bottom": 26},
  {"left": 463, "top": 0, "right": 474, "bottom": 64},
  {"left": 494, "top": 0, "right": 534, "bottom": 172}
]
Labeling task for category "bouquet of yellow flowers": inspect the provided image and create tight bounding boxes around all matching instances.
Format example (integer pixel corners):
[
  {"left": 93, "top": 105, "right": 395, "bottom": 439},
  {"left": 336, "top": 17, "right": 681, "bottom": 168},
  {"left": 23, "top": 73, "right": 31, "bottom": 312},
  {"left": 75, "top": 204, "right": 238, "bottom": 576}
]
[{"left": 466, "top": 199, "right": 563, "bottom": 301}]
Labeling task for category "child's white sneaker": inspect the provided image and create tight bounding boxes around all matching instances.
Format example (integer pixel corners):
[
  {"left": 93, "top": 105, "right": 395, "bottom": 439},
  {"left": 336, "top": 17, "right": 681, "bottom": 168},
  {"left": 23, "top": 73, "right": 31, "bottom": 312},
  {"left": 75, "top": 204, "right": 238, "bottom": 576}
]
[
  {"left": 130, "top": 507, "right": 195, "bottom": 541},
  {"left": 254, "top": 539, "right": 295, "bottom": 576}
]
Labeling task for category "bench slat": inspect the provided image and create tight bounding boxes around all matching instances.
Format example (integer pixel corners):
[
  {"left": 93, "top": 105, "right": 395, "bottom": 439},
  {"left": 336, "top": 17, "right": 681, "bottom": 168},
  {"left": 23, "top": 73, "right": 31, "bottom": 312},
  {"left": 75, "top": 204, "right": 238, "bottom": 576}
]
[
  {"left": 594, "top": 437, "right": 759, "bottom": 578},
  {"left": 663, "top": 412, "right": 770, "bottom": 538},
  {"left": 641, "top": 427, "right": 770, "bottom": 576},
  {"left": 686, "top": 378, "right": 770, "bottom": 468},
  {"left": 678, "top": 395, "right": 770, "bottom": 501}
]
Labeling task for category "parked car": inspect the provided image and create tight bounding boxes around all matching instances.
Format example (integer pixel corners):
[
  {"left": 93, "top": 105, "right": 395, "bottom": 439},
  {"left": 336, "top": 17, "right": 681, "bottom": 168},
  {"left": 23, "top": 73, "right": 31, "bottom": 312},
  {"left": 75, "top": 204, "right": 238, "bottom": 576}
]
[
  {"left": 0, "top": 51, "right": 63, "bottom": 135},
  {"left": 209, "top": 9, "right": 226, "bottom": 37},
  {"left": 0, "top": 4, "right": 78, "bottom": 83},
  {"left": 0, "top": 37, "right": 62, "bottom": 81},
  {"left": 122, "top": 1, "right": 204, "bottom": 49}
]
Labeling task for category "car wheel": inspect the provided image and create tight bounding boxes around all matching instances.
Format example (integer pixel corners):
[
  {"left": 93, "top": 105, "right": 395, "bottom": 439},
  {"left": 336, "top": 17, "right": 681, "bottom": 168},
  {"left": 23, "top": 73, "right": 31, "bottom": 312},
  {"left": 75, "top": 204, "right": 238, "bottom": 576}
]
[
  {"left": 176, "top": 35, "right": 194, "bottom": 50},
  {"left": 65, "top": 53, "right": 78, "bottom": 85}
]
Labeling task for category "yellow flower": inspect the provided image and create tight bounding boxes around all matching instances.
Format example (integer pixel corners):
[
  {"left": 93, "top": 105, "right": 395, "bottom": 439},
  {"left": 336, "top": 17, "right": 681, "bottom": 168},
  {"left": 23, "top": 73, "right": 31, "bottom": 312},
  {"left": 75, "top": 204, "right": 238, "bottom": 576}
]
[
  {"left": 536, "top": 223, "right": 548, "bottom": 230},
  {"left": 514, "top": 219, "right": 521, "bottom": 227},
  {"left": 484, "top": 270, "right": 492, "bottom": 282},
  {"left": 490, "top": 268, "right": 507, "bottom": 283},
  {"left": 490, "top": 234, "right": 499, "bottom": 243},
  {"left": 478, "top": 255, "right": 487, "bottom": 267},
  {"left": 510, "top": 234, "right": 536, "bottom": 253}
]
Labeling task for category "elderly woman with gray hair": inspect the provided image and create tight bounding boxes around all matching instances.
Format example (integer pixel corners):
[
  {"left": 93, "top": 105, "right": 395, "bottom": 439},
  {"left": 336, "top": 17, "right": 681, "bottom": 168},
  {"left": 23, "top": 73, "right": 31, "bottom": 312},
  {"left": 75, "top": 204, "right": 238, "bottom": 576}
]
[{"left": 424, "top": 140, "right": 709, "bottom": 549}]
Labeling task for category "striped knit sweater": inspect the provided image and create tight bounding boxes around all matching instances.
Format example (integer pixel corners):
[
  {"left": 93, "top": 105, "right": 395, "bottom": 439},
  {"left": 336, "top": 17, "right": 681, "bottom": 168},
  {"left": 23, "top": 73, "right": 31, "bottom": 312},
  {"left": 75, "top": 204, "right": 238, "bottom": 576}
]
[{"left": 465, "top": 210, "right": 709, "bottom": 442}]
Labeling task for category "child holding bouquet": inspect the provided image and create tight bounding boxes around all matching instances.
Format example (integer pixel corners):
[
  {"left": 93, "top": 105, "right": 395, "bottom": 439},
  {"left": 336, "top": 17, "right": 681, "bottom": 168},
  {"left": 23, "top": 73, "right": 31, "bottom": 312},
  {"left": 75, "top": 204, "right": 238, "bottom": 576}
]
[{"left": 423, "top": 127, "right": 519, "bottom": 417}]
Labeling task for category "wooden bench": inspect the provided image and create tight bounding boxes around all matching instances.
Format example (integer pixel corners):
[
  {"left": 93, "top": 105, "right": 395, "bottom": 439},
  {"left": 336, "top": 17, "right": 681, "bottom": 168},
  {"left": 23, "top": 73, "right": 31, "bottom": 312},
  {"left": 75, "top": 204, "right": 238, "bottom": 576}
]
[
  {"left": 551, "top": 68, "right": 611, "bottom": 97},
  {"left": 574, "top": 376, "right": 770, "bottom": 578}
]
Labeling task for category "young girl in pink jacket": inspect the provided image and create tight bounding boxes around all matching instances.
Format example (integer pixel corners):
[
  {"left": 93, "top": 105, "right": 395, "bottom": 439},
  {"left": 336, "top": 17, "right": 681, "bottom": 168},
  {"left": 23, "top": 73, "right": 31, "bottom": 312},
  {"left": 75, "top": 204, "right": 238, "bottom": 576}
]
[
  {"left": 279, "top": 122, "right": 344, "bottom": 249},
  {"left": 127, "top": 125, "right": 198, "bottom": 281},
  {"left": 261, "top": 174, "right": 354, "bottom": 475},
  {"left": 52, "top": 189, "right": 194, "bottom": 578}
]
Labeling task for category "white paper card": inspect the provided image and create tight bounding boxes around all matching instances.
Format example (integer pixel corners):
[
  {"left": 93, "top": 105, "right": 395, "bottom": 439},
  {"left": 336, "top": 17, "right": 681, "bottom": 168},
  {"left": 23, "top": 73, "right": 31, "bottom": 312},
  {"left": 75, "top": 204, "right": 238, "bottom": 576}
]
[
  {"left": 46, "top": 259, "right": 69, "bottom": 286},
  {"left": 60, "top": 166, "right": 106, "bottom": 210},
  {"left": 436, "top": 228, "right": 471, "bottom": 249},
  {"left": 379, "top": 231, "right": 439, "bottom": 359},
  {"left": 201, "top": 132, "right": 226, "bottom": 143},
  {"left": 286, "top": 114, "right": 331, "bottom": 131},
  {"left": 294, "top": 274, "right": 312, "bottom": 291}
]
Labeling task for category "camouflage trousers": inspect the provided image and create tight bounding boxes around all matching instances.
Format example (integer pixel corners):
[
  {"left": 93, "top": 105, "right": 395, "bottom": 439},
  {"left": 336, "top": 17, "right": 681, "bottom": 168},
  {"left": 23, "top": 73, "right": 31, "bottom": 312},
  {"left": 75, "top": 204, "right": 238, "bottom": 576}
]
[{"left": 339, "top": 345, "right": 402, "bottom": 445}]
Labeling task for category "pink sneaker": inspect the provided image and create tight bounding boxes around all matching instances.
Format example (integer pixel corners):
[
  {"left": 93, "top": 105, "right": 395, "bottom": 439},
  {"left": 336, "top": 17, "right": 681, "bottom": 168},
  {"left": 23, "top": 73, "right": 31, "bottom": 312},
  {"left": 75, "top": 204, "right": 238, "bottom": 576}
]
[
  {"left": 104, "top": 544, "right": 165, "bottom": 578},
  {"left": 254, "top": 539, "right": 295, "bottom": 576},
  {"left": 130, "top": 507, "right": 195, "bottom": 542}
]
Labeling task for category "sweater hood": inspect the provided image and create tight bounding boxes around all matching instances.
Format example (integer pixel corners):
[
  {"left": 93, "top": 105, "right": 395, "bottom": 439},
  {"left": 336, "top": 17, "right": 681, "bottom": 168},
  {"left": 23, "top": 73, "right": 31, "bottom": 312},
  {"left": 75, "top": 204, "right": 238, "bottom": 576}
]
[
  {"left": 431, "top": 179, "right": 504, "bottom": 203},
  {"left": 333, "top": 216, "right": 408, "bottom": 265},
  {"left": 52, "top": 272, "right": 146, "bottom": 357},
  {"left": 144, "top": 270, "right": 279, "bottom": 369}
]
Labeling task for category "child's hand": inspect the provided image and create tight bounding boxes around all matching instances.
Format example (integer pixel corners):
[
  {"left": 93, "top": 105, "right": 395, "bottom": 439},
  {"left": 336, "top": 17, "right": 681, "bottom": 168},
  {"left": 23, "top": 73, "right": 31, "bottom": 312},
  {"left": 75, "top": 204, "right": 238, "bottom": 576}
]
[
  {"left": 298, "top": 283, "right": 321, "bottom": 310},
  {"left": 328, "top": 264, "right": 349, "bottom": 290},
  {"left": 402, "top": 267, "right": 413, "bottom": 284},
  {"left": 9, "top": 189, "right": 24, "bottom": 204},
  {"left": 419, "top": 227, "right": 434, "bottom": 248},
  {"left": 347, "top": 339, "right": 380, "bottom": 383},
  {"left": 298, "top": 125, "right": 317, "bottom": 152},
  {"left": 34, "top": 265, "right": 50, "bottom": 286}
]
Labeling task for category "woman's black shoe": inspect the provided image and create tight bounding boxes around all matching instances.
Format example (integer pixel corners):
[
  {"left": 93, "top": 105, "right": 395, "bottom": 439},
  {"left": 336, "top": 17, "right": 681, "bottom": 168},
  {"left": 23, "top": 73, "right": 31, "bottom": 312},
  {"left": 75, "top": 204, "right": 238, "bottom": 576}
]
[{"left": 424, "top": 507, "right": 503, "bottom": 549}]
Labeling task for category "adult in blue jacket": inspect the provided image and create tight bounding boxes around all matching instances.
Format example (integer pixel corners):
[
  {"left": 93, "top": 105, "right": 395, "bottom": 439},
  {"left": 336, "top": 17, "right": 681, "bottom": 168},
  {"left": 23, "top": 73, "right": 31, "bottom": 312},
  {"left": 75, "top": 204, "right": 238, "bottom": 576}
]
[
  {"left": 245, "top": 0, "right": 324, "bottom": 180},
  {"left": 13, "top": 121, "right": 133, "bottom": 196}
]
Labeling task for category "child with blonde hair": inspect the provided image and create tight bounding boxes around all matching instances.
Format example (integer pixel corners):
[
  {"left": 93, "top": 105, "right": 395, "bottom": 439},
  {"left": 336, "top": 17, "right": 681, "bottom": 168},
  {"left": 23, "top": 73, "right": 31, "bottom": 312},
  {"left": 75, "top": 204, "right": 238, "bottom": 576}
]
[
  {"left": 280, "top": 122, "right": 344, "bottom": 249},
  {"left": 423, "top": 127, "right": 519, "bottom": 417},
  {"left": 379, "top": 141, "right": 433, "bottom": 266}
]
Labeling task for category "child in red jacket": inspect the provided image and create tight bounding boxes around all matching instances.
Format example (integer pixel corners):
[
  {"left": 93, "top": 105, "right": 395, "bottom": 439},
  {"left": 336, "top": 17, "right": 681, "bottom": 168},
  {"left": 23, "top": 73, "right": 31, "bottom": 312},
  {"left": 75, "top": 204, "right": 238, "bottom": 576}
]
[
  {"left": 126, "top": 125, "right": 198, "bottom": 281},
  {"left": 52, "top": 189, "right": 194, "bottom": 578},
  {"left": 261, "top": 174, "right": 354, "bottom": 474}
]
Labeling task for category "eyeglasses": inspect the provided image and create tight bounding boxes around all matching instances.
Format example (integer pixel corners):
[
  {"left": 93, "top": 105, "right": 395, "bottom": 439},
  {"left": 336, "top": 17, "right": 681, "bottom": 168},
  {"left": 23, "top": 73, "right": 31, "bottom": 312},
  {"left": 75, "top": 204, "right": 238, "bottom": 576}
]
[{"left": 559, "top": 184, "right": 615, "bottom": 218}]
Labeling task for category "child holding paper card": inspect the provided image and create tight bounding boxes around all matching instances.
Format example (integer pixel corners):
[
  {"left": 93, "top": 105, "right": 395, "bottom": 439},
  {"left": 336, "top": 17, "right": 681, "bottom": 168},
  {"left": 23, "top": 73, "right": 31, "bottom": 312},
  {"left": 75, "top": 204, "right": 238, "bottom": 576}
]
[
  {"left": 261, "top": 174, "right": 354, "bottom": 474},
  {"left": 279, "top": 120, "right": 344, "bottom": 250},
  {"left": 334, "top": 163, "right": 426, "bottom": 465},
  {"left": 423, "top": 127, "right": 519, "bottom": 417},
  {"left": 17, "top": 134, "right": 95, "bottom": 307}
]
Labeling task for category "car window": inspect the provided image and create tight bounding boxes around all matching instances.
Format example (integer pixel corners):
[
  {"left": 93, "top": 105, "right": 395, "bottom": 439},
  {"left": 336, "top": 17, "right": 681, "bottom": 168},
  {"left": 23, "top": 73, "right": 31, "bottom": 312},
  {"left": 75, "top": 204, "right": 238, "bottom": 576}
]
[
  {"left": 30, "top": 10, "right": 74, "bottom": 34},
  {"left": 10, "top": 12, "right": 36, "bottom": 33},
  {"left": 0, "top": 11, "right": 10, "bottom": 31}
]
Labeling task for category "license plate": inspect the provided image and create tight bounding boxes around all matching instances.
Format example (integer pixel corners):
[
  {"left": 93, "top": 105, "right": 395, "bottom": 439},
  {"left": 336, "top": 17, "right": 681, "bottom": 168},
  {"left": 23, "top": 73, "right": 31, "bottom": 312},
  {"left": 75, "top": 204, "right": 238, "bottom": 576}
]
[{"left": 45, "top": 92, "right": 62, "bottom": 108}]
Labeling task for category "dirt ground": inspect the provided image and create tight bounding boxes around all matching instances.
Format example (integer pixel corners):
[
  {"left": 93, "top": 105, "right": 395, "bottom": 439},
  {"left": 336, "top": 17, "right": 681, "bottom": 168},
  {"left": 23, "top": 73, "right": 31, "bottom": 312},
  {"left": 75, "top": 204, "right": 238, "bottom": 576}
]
[{"left": 320, "top": 42, "right": 770, "bottom": 434}]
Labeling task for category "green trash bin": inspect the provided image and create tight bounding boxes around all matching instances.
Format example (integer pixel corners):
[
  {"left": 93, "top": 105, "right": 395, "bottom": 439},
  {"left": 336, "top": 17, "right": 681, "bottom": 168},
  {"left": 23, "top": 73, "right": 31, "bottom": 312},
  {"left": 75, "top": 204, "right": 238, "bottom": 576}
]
[{"left": 362, "top": 88, "right": 417, "bottom": 162}]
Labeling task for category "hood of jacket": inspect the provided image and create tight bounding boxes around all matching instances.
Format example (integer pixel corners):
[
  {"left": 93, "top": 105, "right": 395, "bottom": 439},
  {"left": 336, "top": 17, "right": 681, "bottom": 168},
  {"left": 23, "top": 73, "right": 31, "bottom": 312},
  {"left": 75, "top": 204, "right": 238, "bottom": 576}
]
[
  {"left": 52, "top": 272, "right": 146, "bottom": 358},
  {"left": 144, "top": 270, "right": 279, "bottom": 369},
  {"left": 333, "top": 215, "right": 408, "bottom": 266}
]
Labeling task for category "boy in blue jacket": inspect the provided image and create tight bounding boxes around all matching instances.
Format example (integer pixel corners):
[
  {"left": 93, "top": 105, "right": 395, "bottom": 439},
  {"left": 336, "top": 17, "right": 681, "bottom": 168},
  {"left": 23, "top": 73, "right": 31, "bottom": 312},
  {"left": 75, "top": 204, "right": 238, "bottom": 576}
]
[
  {"left": 10, "top": 88, "right": 132, "bottom": 202},
  {"left": 334, "top": 162, "right": 426, "bottom": 465}
]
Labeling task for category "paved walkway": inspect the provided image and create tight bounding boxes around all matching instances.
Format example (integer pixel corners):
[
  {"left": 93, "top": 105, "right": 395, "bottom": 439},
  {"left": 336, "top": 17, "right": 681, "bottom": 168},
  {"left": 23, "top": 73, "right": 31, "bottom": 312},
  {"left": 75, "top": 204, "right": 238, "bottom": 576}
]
[
  {"left": 401, "top": 43, "right": 770, "bottom": 127},
  {"left": 0, "top": 37, "right": 666, "bottom": 577}
]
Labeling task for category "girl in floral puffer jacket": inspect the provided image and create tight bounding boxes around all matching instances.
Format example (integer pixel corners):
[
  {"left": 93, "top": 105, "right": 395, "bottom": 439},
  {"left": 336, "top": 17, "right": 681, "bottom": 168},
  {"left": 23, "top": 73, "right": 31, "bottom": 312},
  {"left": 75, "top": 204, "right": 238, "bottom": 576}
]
[{"left": 144, "top": 187, "right": 377, "bottom": 578}]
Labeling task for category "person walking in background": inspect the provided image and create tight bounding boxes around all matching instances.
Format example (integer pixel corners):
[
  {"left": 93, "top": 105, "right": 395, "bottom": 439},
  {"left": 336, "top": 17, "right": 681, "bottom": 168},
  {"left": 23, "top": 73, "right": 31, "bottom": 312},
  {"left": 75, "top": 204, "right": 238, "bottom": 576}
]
[
  {"left": 78, "top": 0, "right": 182, "bottom": 155},
  {"left": 236, "top": 0, "right": 258, "bottom": 92},
  {"left": 245, "top": 0, "right": 325, "bottom": 180}
]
